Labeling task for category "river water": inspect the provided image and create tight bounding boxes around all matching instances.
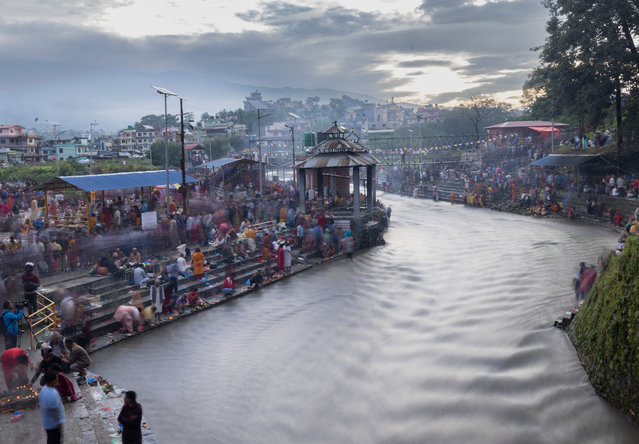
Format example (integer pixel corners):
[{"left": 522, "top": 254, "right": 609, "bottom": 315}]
[{"left": 92, "top": 192, "right": 639, "bottom": 443}]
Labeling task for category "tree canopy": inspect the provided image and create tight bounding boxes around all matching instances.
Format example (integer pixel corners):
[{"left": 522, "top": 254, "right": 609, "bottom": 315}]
[
  {"left": 524, "top": 0, "right": 639, "bottom": 148},
  {"left": 135, "top": 114, "right": 178, "bottom": 131},
  {"left": 201, "top": 137, "right": 232, "bottom": 160},
  {"left": 149, "top": 140, "right": 182, "bottom": 168}
]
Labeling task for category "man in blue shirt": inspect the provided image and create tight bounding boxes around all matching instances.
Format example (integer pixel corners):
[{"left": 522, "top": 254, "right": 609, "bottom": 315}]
[
  {"left": 39, "top": 371, "right": 65, "bottom": 444},
  {"left": 166, "top": 262, "right": 179, "bottom": 297},
  {"left": 2, "top": 301, "right": 23, "bottom": 350}
]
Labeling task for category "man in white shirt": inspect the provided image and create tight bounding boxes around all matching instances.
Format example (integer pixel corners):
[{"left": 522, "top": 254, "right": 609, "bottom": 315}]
[
  {"left": 39, "top": 371, "right": 65, "bottom": 444},
  {"left": 176, "top": 254, "right": 188, "bottom": 274}
]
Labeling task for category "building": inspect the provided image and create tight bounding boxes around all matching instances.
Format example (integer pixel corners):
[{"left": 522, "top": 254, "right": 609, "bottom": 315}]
[
  {"left": 0, "top": 125, "right": 27, "bottom": 161},
  {"left": 485, "top": 121, "right": 569, "bottom": 147},
  {"left": 55, "top": 139, "right": 90, "bottom": 160},
  {"left": 0, "top": 125, "right": 26, "bottom": 145},
  {"left": 159, "top": 126, "right": 180, "bottom": 143},
  {"left": 136, "top": 125, "right": 157, "bottom": 152},
  {"left": 115, "top": 128, "right": 136, "bottom": 152},
  {"left": 185, "top": 143, "right": 205, "bottom": 165},
  {"left": 409, "top": 105, "right": 443, "bottom": 123},
  {"left": 264, "top": 122, "right": 291, "bottom": 140},
  {"left": 0, "top": 125, "right": 47, "bottom": 162},
  {"left": 231, "top": 124, "right": 247, "bottom": 138},
  {"left": 295, "top": 123, "right": 378, "bottom": 219},
  {"left": 243, "top": 90, "right": 272, "bottom": 111},
  {"left": 201, "top": 124, "right": 230, "bottom": 138}
]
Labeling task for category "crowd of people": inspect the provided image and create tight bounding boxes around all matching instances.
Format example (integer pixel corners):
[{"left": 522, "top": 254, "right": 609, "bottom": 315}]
[
  {"left": 382, "top": 138, "right": 639, "bottom": 227},
  {"left": 104, "top": 206, "right": 358, "bottom": 334},
  {"left": 0, "top": 177, "right": 363, "bottom": 342}
]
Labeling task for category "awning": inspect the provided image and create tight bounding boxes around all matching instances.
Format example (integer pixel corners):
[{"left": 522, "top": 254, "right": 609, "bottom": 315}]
[
  {"left": 530, "top": 154, "right": 601, "bottom": 168},
  {"left": 34, "top": 170, "right": 199, "bottom": 192},
  {"left": 529, "top": 126, "right": 561, "bottom": 134}
]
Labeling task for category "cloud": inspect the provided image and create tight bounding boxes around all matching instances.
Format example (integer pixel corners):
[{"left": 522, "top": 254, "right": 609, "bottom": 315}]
[
  {"left": 420, "top": 0, "right": 546, "bottom": 25},
  {"left": 396, "top": 59, "right": 455, "bottom": 68},
  {"left": 454, "top": 54, "right": 535, "bottom": 77},
  {"left": 0, "top": 0, "right": 549, "bottom": 128},
  {"left": 424, "top": 70, "right": 531, "bottom": 104}
]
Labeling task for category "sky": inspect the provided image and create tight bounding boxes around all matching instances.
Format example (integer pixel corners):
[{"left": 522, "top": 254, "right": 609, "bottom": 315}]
[{"left": 0, "top": 0, "right": 549, "bottom": 131}]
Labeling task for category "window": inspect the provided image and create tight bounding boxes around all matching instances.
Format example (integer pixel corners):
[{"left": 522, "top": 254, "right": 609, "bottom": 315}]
[{"left": 59, "top": 148, "right": 63, "bottom": 154}]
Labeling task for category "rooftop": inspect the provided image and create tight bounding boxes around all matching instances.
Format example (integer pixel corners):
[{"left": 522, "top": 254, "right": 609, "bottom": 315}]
[
  {"left": 485, "top": 121, "right": 569, "bottom": 129},
  {"left": 34, "top": 170, "right": 198, "bottom": 192}
]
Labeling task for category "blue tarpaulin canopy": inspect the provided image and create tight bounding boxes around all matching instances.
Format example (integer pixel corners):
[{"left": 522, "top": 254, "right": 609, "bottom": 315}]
[
  {"left": 35, "top": 170, "right": 198, "bottom": 192},
  {"left": 529, "top": 154, "right": 602, "bottom": 168}
]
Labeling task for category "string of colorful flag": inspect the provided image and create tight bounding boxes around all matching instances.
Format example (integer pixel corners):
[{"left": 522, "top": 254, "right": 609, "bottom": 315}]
[{"left": 256, "top": 132, "right": 521, "bottom": 156}]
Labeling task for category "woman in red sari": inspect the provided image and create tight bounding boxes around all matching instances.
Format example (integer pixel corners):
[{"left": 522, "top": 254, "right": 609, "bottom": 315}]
[{"left": 276, "top": 243, "right": 285, "bottom": 271}]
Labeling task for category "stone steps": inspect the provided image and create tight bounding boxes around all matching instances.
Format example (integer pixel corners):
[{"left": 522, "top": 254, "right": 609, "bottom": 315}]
[
  {"left": 86, "top": 255, "right": 266, "bottom": 318},
  {"left": 88, "top": 259, "right": 279, "bottom": 336}
]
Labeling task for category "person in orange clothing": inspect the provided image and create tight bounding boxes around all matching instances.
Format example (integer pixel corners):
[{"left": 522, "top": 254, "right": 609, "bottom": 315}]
[
  {"left": 67, "top": 237, "right": 79, "bottom": 270},
  {"left": 192, "top": 246, "right": 204, "bottom": 279},
  {"left": 262, "top": 241, "right": 272, "bottom": 261}
]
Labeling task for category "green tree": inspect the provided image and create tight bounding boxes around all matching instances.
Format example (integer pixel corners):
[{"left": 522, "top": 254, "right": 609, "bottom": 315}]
[
  {"left": 228, "top": 135, "right": 246, "bottom": 152},
  {"left": 135, "top": 114, "right": 178, "bottom": 131},
  {"left": 457, "top": 95, "right": 512, "bottom": 141},
  {"left": 201, "top": 137, "right": 231, "bottom": 160},
  {"left": 200, "top": 112, "right": 212, "bottom": 123},
  {"left": 329, "top": 98, "right": 346, "bottom": 120},
  {"left": 306, "top": 96, "right": 320, "bottom": 113},
  {"left": 149, "top": 140, "right": 181, "bottom": 168},
  {"left": 525, "top": 0, "right": 639, "bottom": 150}
]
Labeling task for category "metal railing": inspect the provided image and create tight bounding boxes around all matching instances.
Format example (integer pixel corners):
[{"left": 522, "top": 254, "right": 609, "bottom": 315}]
[{"left": 27, "top": 292, "right": 58, "bottom": 350}]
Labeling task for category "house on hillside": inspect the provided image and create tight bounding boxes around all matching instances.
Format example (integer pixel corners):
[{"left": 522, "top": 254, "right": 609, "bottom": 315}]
[{"left": 485, "top": 121, "right": 569, "bottom": 148}]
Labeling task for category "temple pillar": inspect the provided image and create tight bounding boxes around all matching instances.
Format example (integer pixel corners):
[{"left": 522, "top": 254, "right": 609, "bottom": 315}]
[
  {"left": 299, "top": 169, "right": 306, "bottom": 213},
  {"left": 367, "top": 165, "right": 374, "bottom": 213},
  {"left": 353, "top": 166, "right": 360, "bottom": 220},
  {"left": 317, "top": 167, "right": 324, "bottom": 207}
]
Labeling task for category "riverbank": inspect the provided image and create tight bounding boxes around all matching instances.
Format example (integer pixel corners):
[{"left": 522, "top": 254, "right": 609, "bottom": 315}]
[{"left": 379, "top": 183, "right": 627, "bottom": 233}]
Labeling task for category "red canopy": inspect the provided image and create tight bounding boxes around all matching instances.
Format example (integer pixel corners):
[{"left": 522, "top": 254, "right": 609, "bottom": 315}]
[{"left": 529, "top": 126, "right": 561, "bottom": 134}]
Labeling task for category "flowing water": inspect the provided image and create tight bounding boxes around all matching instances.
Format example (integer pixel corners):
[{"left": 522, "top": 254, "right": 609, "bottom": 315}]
[{"left": 92, "top": 193, "right": 639, "bottom": 443}]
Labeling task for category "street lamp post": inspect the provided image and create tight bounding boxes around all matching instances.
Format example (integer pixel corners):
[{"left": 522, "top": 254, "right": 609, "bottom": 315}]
[
  {"left": 47, "top": 121, "right": 62, "bottom": 176},
  {"left": 179, "top": 97, "right": 187, "bottom": 214},
  {"left": 89, "top": 121, "right": 99, "bottom": 175},
  {"left": 257, "top": 109, "right": 273, "bottom": 195},
  {"left": 285, "top": 124, "right": 295, "bottom": 186},
  {"left": 288, "top": 112, "right": 300, "bottom": 186},
  {"left": 152, "top": 86, "right": 178, "bottom": 210}
]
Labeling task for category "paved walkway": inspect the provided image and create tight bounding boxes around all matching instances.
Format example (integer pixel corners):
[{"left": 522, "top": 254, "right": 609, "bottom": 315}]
[{"left": 1, "top": 369, "right": 157, "bottom": 444}]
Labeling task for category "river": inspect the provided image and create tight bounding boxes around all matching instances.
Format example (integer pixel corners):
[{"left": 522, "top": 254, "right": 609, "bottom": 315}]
[{"left": 91, "top": 192, "right": 639, "bottom": 443}]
